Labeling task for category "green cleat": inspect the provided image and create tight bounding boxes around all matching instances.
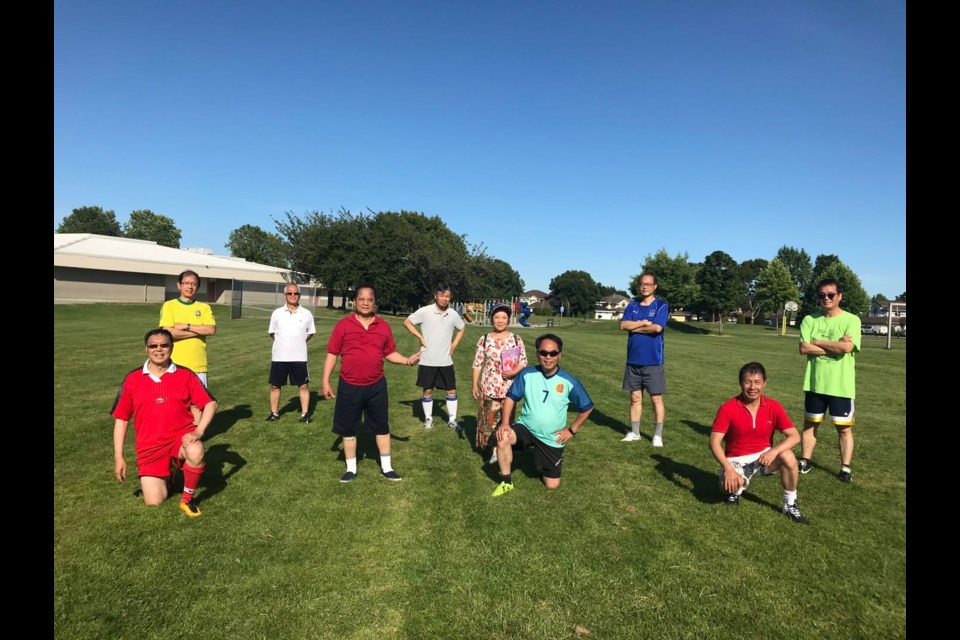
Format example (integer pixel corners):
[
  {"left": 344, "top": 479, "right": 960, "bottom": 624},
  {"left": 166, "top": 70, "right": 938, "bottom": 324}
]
[{"left": 491, "top": 481, "right": 514, "bottom": 497}]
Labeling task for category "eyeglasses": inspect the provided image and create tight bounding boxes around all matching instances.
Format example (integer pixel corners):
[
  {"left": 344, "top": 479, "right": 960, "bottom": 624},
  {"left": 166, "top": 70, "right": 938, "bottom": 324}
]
[
  {"left": 639, "top": 282, "right": 656, "bottom": 287},
  {"left": 817, "top": 292, "right": 837, "bottom": 301},
  {"left": 285, "top": 292, "right": 301, "bottom": 296},
  {"left": 180, "top": 281, "right": 199, "bottom": 287},
  {"left": 147, "top": 343, "right": 171, "bottom": 349},
  {"left": 538, "top": 350, "right": 560, "bottom": 357}
]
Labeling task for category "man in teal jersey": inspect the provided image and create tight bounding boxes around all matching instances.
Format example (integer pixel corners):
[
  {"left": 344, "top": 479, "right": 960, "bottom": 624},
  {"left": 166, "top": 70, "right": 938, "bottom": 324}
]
[
  {"left": 490, "top": 334, "right": 594, "bottom": 496},
  {"left": 798, "top": 278, "right": 861, "bottom": 483}
]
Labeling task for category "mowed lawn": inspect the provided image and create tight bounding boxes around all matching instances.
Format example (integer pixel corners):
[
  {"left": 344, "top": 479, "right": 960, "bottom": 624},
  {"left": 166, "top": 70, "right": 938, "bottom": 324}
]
[{"left": 53, "top": 304, "right": 906, "bottom": 640}]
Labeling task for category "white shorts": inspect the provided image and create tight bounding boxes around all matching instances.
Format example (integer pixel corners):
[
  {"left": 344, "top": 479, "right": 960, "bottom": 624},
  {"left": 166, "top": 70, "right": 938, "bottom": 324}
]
[{"left": 719, "top": 448, "right": 778, "bottom": 493}]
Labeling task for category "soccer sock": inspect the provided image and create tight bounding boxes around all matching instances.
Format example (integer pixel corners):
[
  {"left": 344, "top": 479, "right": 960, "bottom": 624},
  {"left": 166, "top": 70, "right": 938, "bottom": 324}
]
[
  {"left": 784, "top": 489, "right": 798, "bottom": 506},
  {"left": 181, "top": 463, "right": 205, "bottom": 502},
  {"left": 421, "top": 396, "right": 434, "bottom": 420},
  {"left": 631, "top": 420, "right": 640, "bottom": 436},
  {"left": 653, "top": 422, "right": 664, "bottom": 438},
  {"left": 445, "top": 395, "right": 458, "bottom": 421},
  {"left": 380, "top": 454, "right": 393, "bottom": 473},
  {"left": 840, "top": 464, "right": 852, "bottom": 472},
  {"left": 346, "top": 457, "right": 357, "bottom": 474},
  {"left": 501, "top": 473, "right": 512, "bottom": 485}
]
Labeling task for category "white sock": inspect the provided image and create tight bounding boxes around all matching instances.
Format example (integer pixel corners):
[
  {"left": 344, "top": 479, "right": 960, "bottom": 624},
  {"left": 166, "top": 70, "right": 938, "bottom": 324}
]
[
  {"left": 446, "top": 395, "right": 458, "bottom": 421},
  {"left": 380, "top": 454, "right": 393, "bottom": 473},
  {"left": 346, "top": 457, "right": 357, "bottom": 473},
  {"left": 784, "top": 489, "right": 797, "bottom": 505},
  {"left": 421, "top": 397, "right": 434, "bottom": 420}
]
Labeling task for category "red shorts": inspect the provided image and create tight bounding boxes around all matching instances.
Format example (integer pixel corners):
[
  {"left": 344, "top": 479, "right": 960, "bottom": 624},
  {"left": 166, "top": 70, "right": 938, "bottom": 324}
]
[{"left": 136, "top": 428, "right": 192, "bottom": 477}]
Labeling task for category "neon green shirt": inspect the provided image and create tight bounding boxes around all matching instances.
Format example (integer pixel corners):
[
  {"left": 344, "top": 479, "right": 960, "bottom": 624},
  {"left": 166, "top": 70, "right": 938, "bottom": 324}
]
[{"left": 799, "top": 310, "right": 860, "bottom": 399}]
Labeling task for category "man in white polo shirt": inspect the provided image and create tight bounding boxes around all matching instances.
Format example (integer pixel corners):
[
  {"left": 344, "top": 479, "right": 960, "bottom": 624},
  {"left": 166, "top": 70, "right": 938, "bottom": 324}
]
[{"left": 265, "top": 283, "right": 316, "bottom": 423}]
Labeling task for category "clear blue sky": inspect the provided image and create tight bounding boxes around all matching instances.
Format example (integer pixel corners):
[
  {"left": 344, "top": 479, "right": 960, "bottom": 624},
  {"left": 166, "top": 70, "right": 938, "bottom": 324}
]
[{"left": 54, "top": 1, "right": 905, "bottom": 298}]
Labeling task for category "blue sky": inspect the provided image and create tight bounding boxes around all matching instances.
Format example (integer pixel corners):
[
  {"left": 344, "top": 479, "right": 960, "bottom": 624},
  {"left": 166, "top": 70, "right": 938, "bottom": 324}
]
[{"left": 54, "top": 1, "right": 905, "bottom": 298}]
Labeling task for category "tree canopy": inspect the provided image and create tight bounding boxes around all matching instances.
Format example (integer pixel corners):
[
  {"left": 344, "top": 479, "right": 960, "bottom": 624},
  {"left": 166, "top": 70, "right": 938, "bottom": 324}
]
[
  {"left": 738, "top": 258, "right": 769, "bottom": 324},
  {"left": 123, "top": 209, "right": 182, "bottom": 248},
  {"left": 775, "top": 246, "right": 813, "bottom": 293},
  {"left": 225, "top": 224, "right": 288, "bottom": 268},
  {"left": 549, "top": 270, "right": 601, "bottom": 317},
  {"left": 755, "top": 259, "right": 799, "bottom": 319},
  {"left": 634, "top": 249, "right": 699, "bottom": 309},
  {"left": 56, "top": 206, "right": 122, "bottom": 236},
  {"left": 808, "top": 258, "right": 870, "bottom": 316},
  {"left": 695, "top": 251, "right": 743, "bottom": 329}
]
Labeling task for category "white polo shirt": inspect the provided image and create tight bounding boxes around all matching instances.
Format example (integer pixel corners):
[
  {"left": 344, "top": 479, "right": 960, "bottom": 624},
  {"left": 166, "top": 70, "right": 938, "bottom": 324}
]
[{"left": 268, "top": 305, "right": 316, "bottom": 362}]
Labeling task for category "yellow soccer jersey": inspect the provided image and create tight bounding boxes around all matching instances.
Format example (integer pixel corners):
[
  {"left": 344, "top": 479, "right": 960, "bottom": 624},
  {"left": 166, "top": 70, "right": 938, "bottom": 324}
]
[{"left": 159, "top": 299, "right": 216, "bottom": 373}]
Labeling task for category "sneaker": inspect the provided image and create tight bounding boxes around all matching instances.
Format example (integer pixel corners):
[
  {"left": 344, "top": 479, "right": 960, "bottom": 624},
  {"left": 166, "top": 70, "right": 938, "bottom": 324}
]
[
  {"left": 299, "top": 413, "right": 311, "bottom": 424},
  {"left": 488, "top": 449, "right": 498, "bottom": 464},
  {"left": 621, "top": 432, "right": 643, "bottom": 442},
  {"left": 491, "top": 481, "right": 515, "bottom": 497},
  {"left": 724, "top": 493, "right": 740, "bottom": 506},
  {"left": 179, "top": 499, "right": 201, "bottom": 518},
  {"left": 448, "top": 419, "right": 459, "bottom": 430},
  {"left": 782, "top": 501, "right": 809, "bottom": 525},
  {"left": 424, "top": 417, "right": 434, "bottom": 430},
  {"left": 798, "top": 458, "right": 812, "bottom": 474},
  {"left": 340, "top": 471, "right": 357, "bottom": 483},
  {"left": 265, "top": 412, "right": 281, "bottom": 422},
  {"left": 651, "top": 435, "right": 664, "bottom": 448},
  {"left": 381, "top": 469, "right": 402, "bottom": 481},
  {"left": 837, "top": 469, "right": 853, "bottom": 484}
]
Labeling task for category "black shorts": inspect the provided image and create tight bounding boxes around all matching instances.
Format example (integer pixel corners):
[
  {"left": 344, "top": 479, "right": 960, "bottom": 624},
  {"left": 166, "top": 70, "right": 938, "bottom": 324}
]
[
  {"left": 416, "top": 365, "right": 457, "bottom": 392},
  {"left": 803, "top": 392, "right": 855, "bottom": 427},
  {"left": 269, "top": 361, "right": 310, "bottom": 387},
  {"left": 622, "top": 364, "right": 666, "bottom": 394},
  {"left": 332, "top": 378, "right": 390, "bottom": 437},
  {"left": 495, "top": 422, "right": 565, "bottom": 479}
]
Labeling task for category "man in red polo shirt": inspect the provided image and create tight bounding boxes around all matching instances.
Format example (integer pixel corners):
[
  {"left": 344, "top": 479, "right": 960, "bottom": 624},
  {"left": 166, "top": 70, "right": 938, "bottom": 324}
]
[
  {"left": 710, "top": 362, "right": 808, "bottom": 525},
  {"left": 322, "top": 284, "right": 420, "bottom": 483},
  {"left": 112, "top": 328, "right": 217, "bottom": 517}
]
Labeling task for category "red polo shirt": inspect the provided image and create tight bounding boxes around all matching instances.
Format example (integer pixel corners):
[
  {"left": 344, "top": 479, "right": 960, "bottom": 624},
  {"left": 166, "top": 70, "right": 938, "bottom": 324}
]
[
  {"left": 326, "top": 313, "right": 397, "bottom": 386},
  {"left": 711, "top": 395, "right": 794, "bottom": 457}
]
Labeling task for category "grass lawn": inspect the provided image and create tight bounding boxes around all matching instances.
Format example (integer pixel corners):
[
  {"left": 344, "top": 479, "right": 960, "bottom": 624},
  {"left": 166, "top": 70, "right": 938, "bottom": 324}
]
[{"left": 54, "top": 304, "right": 906, "bottom": 640}]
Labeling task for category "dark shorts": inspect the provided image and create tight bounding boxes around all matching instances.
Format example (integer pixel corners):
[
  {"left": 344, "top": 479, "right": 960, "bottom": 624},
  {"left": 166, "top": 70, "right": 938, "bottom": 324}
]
[
  {"left": 269, "top": 361, "right": 310, "bottom": 387},
  {"left": 494, "top": 422, "right": 565, "bottom": 479},
  {"left": 804, "top": 392, "right": 855, "bottom": 427},
  {"left": 332, "top": 377, "right": 390, "bottom": 437},
  {"left": 416, "top": 365, "right": 457, "bottom": 391},
  {"left": 622, "top": 364, "right": 666, "bottom": 394}
]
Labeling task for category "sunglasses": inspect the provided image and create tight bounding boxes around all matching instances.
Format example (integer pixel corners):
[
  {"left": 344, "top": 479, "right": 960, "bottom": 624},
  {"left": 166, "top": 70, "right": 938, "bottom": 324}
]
[
  {"left": 817, "top": 292, "right": 837, "bottom": 300},
  {"left": 286, "top": 292, "right": 301, "bottom": 296},
  {"left": 147, "top": 343, "right": 171, "bottom": 350},
  {"left": 538, "top": 350, "right": 560, "bottom": 357}
]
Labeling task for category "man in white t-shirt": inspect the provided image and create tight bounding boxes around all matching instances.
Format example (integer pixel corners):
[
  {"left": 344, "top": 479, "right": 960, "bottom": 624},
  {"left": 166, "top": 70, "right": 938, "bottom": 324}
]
[{"left": 265, "top": 284, "right": 316, "bottom": 423}]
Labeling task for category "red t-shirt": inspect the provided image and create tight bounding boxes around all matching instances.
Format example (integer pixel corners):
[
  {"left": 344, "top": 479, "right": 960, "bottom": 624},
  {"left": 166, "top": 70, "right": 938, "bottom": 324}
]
[
  {"left": 111, "top": 364, "right": 215, "bottom": 460},
  {"left": 326, "top": 314, "right": 397, "bottom": 386},
  {"left": 711, "top": 395, "right": 794, "bottom": 457}
]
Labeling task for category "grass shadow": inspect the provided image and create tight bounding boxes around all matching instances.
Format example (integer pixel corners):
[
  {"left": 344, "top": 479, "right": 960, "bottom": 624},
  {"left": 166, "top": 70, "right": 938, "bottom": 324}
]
[
  {"left": 588, "top": 406, "right": 627, "bottom": 436},
  {"left": 666, "top": 320, "right": 711, "bottom": 335},
  {"left": 650, "top": 453, "right": 719, "bottom": 504},
  {"left": 278, "top": 390, "right": 324, "bottom": 417},
  {"left": 481, "top": 443, "right": 543, "bottom": 483},
  {"left": 199, "top": 443, "right": 247, "bottom": 503},
  {"left": 680, "top": 419, "right": 712, "bottom": 437},
  {"left": 204, "top": 404, "right": 253, "bottom": 440}
]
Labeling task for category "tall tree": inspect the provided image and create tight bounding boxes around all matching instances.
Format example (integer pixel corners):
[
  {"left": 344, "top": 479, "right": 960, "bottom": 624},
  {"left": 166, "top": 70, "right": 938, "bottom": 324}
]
[
  {"left": 465, "top": 245, "right": 524, "bottom": 301},
  {"left": 225, "top": 224, "right": 288, "bottom": 267},
  {"left": 695, "top": 251, "right": 743, "bottom": 332},
  {"left": 634, "top": 248, "right": 699, "bottom": 310},
  {"left": 755, "top": 259, "right": 799, "bottom": 321},
  {"left": 809, "top": 259, "right": 870, "bottom": 316},
  {"left": 549, "top": 270, "right": 601, "bottom": 317},
  {"left": 738, "top": 258, "right": 768, "bottom": 324},
  {"left": 123, "top": 209, "right": 182, "bottom": 248},
  {"left": 56, "top": 205, "right": 122, "bottom": 236},
  {"left": 775, "top": 246, "right": 813, "bottom": 293}
]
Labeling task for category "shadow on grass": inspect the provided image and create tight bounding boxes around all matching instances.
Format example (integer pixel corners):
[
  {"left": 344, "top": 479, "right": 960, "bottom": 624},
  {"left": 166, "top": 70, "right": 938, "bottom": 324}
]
[
  {"left": 650, "top": 453, "right": 719, "bottom": 504},
  {"left": 666, "top": 320, "right": 711, "bottom": 335},
  {"left": 204, "top": 404, "right": 253, "bottom": 440},
  {"left": 680, "top": 419, "right": 712, "bottom": 437},
  {"left": 588, "top": 406, "right": 628, "bottom": 436},
  {"left": 199, "top": 443, "right": 247, "bottom": 503},
  {"left": 481, "top": 442, "right": 543, "bottom": 483},
  {"left": 278, "top": 390, "right": 327, "bottom": 417}
]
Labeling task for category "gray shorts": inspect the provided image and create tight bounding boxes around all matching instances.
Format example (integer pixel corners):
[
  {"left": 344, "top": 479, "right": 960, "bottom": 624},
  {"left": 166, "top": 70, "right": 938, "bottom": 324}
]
[{"left": 622, "top": 364, "right": 666, "bottom": 394}]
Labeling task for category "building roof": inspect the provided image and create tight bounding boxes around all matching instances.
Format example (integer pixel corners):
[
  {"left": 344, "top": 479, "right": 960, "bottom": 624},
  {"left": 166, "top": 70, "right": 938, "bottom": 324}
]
[{"left": 54, "top": 234, "right": 293, "bottom": 283}]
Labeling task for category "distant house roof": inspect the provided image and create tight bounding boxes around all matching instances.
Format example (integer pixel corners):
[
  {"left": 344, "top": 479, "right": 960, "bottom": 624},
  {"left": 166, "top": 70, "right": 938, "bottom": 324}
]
[
  {"left": 54, "top": 233, "right": 294, "bottom": 283},
  {"left": 523, "top": 289, "right": 549, "bottom": 299},
  {"left": 597, "top": 294, "right": 630, "bottom": 308}
]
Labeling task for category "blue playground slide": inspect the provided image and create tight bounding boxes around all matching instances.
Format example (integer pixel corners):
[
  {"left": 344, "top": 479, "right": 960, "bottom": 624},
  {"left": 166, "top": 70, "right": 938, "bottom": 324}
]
[{"left": 518, "top": 301, "right": 533, "bottom": 327}]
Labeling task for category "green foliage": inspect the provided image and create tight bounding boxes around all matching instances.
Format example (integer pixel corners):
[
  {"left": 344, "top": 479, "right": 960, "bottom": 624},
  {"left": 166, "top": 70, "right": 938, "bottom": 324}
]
[
  {"left": 465, "top": 246, "right": 524, "bottom": 300},
  {"left": 225, "top": 224, "right": 288, "bottom": 268},
  {"left": 755, "top": 258, "right": 799, "bottom": 314},
  {"left": 739, "top": 258, "right": 769, "bottom": 324},
  {"left": 56, "top": 205, "right": 123, "bottom": 236},
  {"left": 774, "top": 246, "right": 813, "bottom": 293},
  {"left": 808, "top": 259, "right": 870, "bottom": 316},
  {"left": 123, "top": 209, "right": 182, "bottom": 248},
  {"left": 694, "top": 250, "right": 743, "bottom": 325},
  {"left": 635, "top": 248, "right": 699, "bottom": 309},
  {"left": 549, "top": 269, "right": 601, "bottom": 317}
]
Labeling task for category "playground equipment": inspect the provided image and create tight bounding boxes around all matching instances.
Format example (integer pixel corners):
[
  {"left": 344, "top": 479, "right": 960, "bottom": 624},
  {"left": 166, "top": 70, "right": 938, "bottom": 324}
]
[{"left": 518, "top": 301, "right": 534, "bottom": 327}]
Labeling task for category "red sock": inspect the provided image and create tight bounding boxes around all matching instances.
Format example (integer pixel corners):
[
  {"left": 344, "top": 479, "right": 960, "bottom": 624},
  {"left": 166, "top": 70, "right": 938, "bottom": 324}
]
[{"left": 181, "top": 463, "right": 205, "bottom": 502}]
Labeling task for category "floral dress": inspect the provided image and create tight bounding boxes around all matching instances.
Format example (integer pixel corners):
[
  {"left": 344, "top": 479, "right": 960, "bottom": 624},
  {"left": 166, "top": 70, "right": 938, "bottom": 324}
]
[{"left": 472, "top": 332, "right": 527, "bottom": 449}]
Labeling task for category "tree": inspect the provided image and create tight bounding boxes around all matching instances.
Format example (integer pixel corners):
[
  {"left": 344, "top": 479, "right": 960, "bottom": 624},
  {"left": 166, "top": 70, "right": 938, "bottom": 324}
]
[
  {"left": 774, "top": 246, "right": 813, "bottom": 293},
  {"left": 123, "top": 209, "right": 182, "bottom": 248},
  {"left": 598, "top": 284, "right": 629, "bottom": 298},
  {"left": 809, "top": 259, "right": 870, "bottom": 316},
  {"left": 695, "top": 251, "right": 743, "bottom": 333},
  {"left": 898, "top": 290, "right": 906, "bottom": 302},
  {"left": 465, "top": 245, "right": 524, "bottom": 301},
  {"left": 549, "top": 270, "right": 601, "bottom": 317},
  {"left": 738, "top": 258, "right": 768, "bottom": 324},
  {"left": 56, "top": 205, "right": 122, "bottom": 236},
  {"left": 633, "top": 248, "right": 699, "bottom": 310},
  {"left": 755, "top": 259, "right": 799, "bottom": 321},
  {"left": 225, "top": 224, "right": 288, "bottom": 268}
]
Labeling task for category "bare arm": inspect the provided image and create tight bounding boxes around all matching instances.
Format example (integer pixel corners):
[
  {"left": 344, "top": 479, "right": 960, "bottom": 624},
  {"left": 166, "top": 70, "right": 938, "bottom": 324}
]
[
  {"left": 385, "top": 350, "right": 421, "bottom": 367},
  {"left": 449, "top": 327, "right": 466, "bottom": 355},
  {"left": 321, "top": 353, "right": 339, "bottom": 399},
  {"left": 554, "top": 407, "right": 594, "bottom": 444},
  {"left": 113, "top": 419, "right": 130, "bottom": 482},
  {"left": 620, "top": 320, "right": 663, "bottom": 334},
  {"left": 403, "top": 318, "right": 426, "bottom": 348},
  {"left": 810, "top": 335, "right": 855, "bottom": 355},
  {"left": 758, "top": 428, "right": 800, "bottom": 467},
  {"left": 181, "top": 400, "right": 218, "bottom": 448},
  {"left": 163, "top": 323, "right": 217, "bottom": 339},
  {"left": 709, "top": 431, "right": 744, "bottom": 494}
]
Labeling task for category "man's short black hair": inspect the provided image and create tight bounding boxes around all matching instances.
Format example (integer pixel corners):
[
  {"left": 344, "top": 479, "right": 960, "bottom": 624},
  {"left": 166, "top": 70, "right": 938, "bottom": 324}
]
[
  {"left": 434, "top": 283, "right": 452, "bottom": 294},
  {"left": 816, "top": 278, "right": 842, "bottom": 293},
  {"left": 535, "top": 333, "right": 563, "bottom": 352},
  {"left": 144, "top": 327, "right": 174, "bottom": 346},
  {"left": 355, "top": 283, "right": 377, "bottom": 300},
  {"left": 178, "top": 269, "right": 200, "bottom": 283},
  {"left": 738, "top": 361, "right": 767, "bottom": 383}
]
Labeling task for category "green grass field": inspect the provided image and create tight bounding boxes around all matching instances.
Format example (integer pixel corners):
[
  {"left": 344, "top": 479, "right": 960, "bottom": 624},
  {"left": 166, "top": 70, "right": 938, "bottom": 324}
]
[{"left": 54, "top": 304, "right": 906, "bottom": 640}]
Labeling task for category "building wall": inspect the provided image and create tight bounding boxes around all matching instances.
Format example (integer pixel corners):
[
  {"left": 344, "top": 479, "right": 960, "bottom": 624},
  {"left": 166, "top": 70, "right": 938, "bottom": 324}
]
[{"left": 55, "top": 267, "right": 168, "bottom": 303}]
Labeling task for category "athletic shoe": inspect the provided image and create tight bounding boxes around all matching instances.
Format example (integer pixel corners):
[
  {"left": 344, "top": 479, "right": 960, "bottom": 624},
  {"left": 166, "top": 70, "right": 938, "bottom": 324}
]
[
  {"left": 837, "top": 469, "right": 853, "bottom": 484},
  {"left": 488, "top": 449, "right": 498, "bottom": 464},
  {"left": 179, "top": 499, "right": 201, "bottom": 518},
  {"left": 724, "top": 493, "right": 740, "bottom": 506},
  {"left": 621, "top": 432, "right": 642, "bottom": 442},
  {"left": 651, "top": 435, "right": 664, "bottom": 448},
  {"left": 491, "top": 481, "right": 514, "bottom": 497},
  {"left": 424, "top": 417, "right": 434, "bottom": 430},
  {"left": 265, "top": 412, "right": 280, "bottom": 422},
  {"left": 448, "top": 419, "right": 459, "bottom": 431},
  {"left": 782, "top": 501, "right": 809, "bottom": 525},
  {"left": 798, "top": 458, "right": 812, "bottom": 474},
  {"left": 380, "top": 470, "right": 402, "bottom": 481},
  {"left": 299, "top": 413, "right": 311, "bottom": 424},
  {"left": 340, "top": 471, "right": 356, "bottom": 483}
]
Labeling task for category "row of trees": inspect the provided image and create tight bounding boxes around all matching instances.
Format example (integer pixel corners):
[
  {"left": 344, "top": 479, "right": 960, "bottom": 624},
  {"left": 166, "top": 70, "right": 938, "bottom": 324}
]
[{"left": 56, "top": 206, "right": 183, "bottom": 248}]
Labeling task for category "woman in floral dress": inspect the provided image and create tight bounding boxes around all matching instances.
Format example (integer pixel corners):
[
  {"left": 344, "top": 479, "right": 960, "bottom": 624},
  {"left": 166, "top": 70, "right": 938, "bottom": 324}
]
[{"left": 471, "top": 303, "right": 527, "bottom": 463}]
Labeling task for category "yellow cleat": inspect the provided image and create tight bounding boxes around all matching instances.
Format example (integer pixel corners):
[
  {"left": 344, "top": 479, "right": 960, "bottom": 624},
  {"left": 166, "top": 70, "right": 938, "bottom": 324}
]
[
  {"left": 491, "top": 481, "right": 514, "bottom": 497},
  {"left": 179, "top": 499, "right": 202, "bottom": 518}
]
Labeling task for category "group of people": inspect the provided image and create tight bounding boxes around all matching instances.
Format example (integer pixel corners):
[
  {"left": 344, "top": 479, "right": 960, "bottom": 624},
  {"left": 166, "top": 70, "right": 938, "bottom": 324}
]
[{"left": 111, "top": 271, "right": 861, "bottom": 526}]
